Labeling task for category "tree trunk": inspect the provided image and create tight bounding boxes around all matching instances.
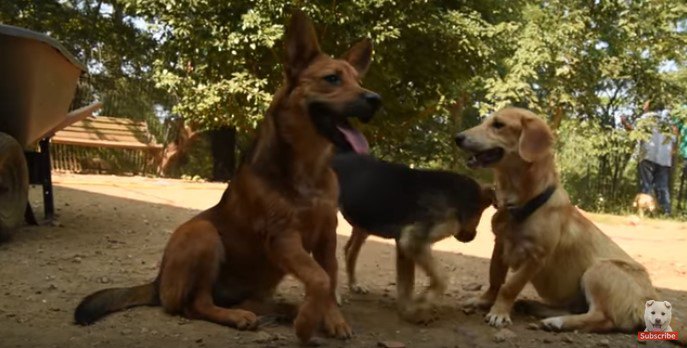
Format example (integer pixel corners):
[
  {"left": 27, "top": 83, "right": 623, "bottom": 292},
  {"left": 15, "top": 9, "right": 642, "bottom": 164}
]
[
  {"left": 551, "top": 105, "right": 565, "bottom": 130},
  {"left": 158, "top": 118, "right": 200, "bottom": 177},
  {"left": 209, "top": 127, "right": 237, "bottom": 182},
  {"left": 450, "top": 93, "right": 469, "bottom": 171}
]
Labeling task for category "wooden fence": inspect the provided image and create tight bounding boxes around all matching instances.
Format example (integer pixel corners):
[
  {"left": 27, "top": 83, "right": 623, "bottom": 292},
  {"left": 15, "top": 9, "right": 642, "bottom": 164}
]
[{"left": 51, "top": 116, "right": 162, "bottom": 175}]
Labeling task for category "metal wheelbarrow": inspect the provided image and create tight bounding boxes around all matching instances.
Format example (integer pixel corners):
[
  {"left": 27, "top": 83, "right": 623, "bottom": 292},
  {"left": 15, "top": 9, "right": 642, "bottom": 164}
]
[{"left": 0, "top": 24, "right": 101, "bottom": 236}]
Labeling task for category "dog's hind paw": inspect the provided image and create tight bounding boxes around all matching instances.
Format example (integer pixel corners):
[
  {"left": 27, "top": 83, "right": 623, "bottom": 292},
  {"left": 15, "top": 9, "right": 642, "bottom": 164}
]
[
  {"left": 540, "top": 316, "right": 564, "bottom": 331},
  {"left": 349, "top": 283, "right": 369, "bottom": 294},
  {"left": 229, "top": 309, "right": 259, "bottom": 330}
]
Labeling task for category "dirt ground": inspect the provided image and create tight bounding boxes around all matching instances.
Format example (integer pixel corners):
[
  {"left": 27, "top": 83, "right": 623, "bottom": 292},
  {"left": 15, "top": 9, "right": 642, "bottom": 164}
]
[{"left": 1, "top": 173, "right": 686, "bottom": 348}]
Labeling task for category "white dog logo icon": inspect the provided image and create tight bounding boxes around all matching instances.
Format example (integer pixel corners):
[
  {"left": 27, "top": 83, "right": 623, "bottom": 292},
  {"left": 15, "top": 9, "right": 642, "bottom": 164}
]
[{"left": 644, "top": 300, "right": 673, "bottom": 332}]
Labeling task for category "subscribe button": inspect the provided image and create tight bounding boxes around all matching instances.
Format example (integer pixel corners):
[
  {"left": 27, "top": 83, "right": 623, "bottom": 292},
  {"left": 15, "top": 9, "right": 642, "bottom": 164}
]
[{"left": 638, "top": 332, "right": 679, "bottom": 341}]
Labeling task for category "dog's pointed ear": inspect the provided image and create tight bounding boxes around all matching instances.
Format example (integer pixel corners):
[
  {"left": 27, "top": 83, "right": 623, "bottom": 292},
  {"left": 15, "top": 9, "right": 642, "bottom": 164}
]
[
  {"left": 284, "top": 10, "right": 321, "bottom": 83},
  {"left": 646, "top": 300, "right": 655, "bottom": 307},
  {"left": 341, "top": 38, "right": 373, "bottom": 78},
  {"left": 518, "top": 116, "right": 554, "bottom": 162},
  {"left": 664, "top": 301, "right": 671, "bottom": 309}
]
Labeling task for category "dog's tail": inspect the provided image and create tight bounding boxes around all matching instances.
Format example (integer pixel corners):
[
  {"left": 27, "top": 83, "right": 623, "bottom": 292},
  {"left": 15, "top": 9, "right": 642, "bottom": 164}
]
[{"left": 74, "top": 281, "right": 159, "bottom": 325}]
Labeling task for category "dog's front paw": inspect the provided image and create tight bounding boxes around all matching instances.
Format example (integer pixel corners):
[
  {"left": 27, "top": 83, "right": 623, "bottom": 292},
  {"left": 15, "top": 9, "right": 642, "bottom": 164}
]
[
  {"left": 485, "top": 310, "right": 512, "bottom": 328},
  {"left": 399, "top": 301, "right": 437, "bottom": 325},
  {"left": 323, "top": 306, "right": 352, "bottom": 339},
  {"left": 540, "top": 316, "right": 564, "bottom": 331},
  {"left": 294, "top": 301, "right": 321, "bottom": 343}
]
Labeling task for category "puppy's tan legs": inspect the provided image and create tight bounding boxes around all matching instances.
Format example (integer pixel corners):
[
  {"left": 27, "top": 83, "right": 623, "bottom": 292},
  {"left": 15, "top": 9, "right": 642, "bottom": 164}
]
[
  {"left": 414, "top": 245, "right": 447, "bottom": 305},
  {"left": 395, "top": 241, "right": 415, "bottom": 314},
  {"left": 486, "top": 259, "right": 540, "bottom": 327},
  {"left": 343, "top": 227, "right": 369, "bottom": 294},
  {"left": 463, "top": 239, "right": 507, "bottom": 309},
  {"left": 396, "top": 227, "right": 443, "bottom": 324},
  {"left": 401, "top": 245, "right": 447, "bottom": 324}
]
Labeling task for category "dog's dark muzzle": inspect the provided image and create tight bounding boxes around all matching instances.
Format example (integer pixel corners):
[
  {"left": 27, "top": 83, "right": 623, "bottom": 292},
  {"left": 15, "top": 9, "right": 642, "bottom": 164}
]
[
  {"left": 346, "top": 91, "right": 381, "bottom": 123},
  {"left": 454, "top": 229, "right": 477, "bottom": 243},
  {"left": 310, "top": 91, "right": 382, "bottom": 122},
  {"left": 454, "top": 132, "right": 467, "bottom": 147}
]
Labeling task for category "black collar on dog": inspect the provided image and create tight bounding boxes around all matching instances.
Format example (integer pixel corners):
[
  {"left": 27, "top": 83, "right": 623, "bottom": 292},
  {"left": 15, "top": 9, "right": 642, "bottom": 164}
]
[{"left": 506, "top": 185, "right": 556, "bottom": 223}]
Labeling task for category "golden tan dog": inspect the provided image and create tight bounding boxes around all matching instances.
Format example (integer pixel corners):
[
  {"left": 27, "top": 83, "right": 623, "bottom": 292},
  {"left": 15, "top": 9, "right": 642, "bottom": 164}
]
[
  {"left": 455, "top": 107, "right": 685, "bottom": 344},
  {"left": 74, "top": 11, "right": 381, "bottom": 344},
  {"left": 633, "top": 193, "right": 657, "bottom": 218}
]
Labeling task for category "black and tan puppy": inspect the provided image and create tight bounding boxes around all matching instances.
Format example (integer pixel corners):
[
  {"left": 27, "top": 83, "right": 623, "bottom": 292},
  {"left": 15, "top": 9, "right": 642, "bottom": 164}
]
[{"left": 331, "top": 152, "right": 493, "bottom": 323}]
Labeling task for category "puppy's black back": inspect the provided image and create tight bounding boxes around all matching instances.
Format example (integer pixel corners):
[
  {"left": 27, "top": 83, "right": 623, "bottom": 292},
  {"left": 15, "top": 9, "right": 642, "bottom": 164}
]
[{"left": 331, "top": 153, "right": 485, "bottom": 238}]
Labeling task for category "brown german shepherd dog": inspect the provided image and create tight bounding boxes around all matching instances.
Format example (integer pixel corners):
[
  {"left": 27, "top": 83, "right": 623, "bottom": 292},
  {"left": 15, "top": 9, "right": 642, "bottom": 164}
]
[{"left": 74, "top": 11, "right": 381, "bottom": 344}]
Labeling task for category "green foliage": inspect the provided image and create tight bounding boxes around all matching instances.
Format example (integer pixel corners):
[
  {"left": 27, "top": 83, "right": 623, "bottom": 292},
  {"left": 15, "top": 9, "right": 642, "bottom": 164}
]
[
  {"left": 3, "top": 0, "right": 687, "bottom": 214},
  {"left": 480, "top": 0, "right": 687, "bottom": 214},
  {"left": 122, "top": 0, "right": 523, "bottom": 156},
  {"left": 482, "top": 0, "right": 687, "bottom": 123},
  {"left": 0, "top": 0, "right": 167, "bottom": 132},
  {"left": 556, "top": 119, "right": 638, "bottom": 212}
]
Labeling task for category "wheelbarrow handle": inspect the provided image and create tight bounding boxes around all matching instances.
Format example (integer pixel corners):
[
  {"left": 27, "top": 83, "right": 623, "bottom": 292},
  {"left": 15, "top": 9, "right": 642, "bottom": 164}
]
[{"left": 46, "top": 101, "right": 103, "bottom": 137}]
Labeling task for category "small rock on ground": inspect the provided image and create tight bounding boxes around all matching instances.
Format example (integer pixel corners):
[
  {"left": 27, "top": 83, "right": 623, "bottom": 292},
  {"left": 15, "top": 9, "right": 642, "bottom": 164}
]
[
  {"left": 493, "top": 328, "right": 517, "bottom": 343},
  {"left": 598, "top": 338, "right": 610, "bottom": 347}
]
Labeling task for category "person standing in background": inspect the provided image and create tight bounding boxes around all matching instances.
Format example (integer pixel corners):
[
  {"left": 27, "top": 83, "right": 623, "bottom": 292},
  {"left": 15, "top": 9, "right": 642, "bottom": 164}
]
[
  {"left": 621, "top": 100, "right": 677, "bottom": 216},
  {"left": 677, "top": 116, "right": 687, "bottom": 211}
]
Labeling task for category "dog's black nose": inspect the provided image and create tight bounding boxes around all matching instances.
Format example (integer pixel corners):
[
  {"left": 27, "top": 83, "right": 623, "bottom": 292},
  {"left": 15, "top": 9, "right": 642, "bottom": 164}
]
[
  {"left": 455, "top": 133, "right": 466, "bottom": 146},
  {"left": 362, "top": 92, "right": 382, "bottom": 111}
]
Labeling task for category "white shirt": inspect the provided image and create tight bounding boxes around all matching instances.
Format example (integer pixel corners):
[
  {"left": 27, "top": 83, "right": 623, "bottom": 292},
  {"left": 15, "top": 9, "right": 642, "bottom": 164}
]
[{"left": 637, "top": 111, "right": 674, "bottom": 167}]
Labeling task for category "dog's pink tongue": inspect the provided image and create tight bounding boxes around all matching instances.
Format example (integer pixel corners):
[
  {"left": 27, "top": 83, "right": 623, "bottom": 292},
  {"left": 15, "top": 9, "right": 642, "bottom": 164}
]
[
  {"left": 337, "top": 125, "right": 369, "bottom": 154},
  {"left": 652, "top": 327, "right": 663, "bottom": 332}
]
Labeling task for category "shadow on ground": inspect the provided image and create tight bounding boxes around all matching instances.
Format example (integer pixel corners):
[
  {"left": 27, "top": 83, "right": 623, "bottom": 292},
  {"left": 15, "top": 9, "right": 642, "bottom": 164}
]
[{"left": 0, "top": 186, "right": 683, "bottom": 347}]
